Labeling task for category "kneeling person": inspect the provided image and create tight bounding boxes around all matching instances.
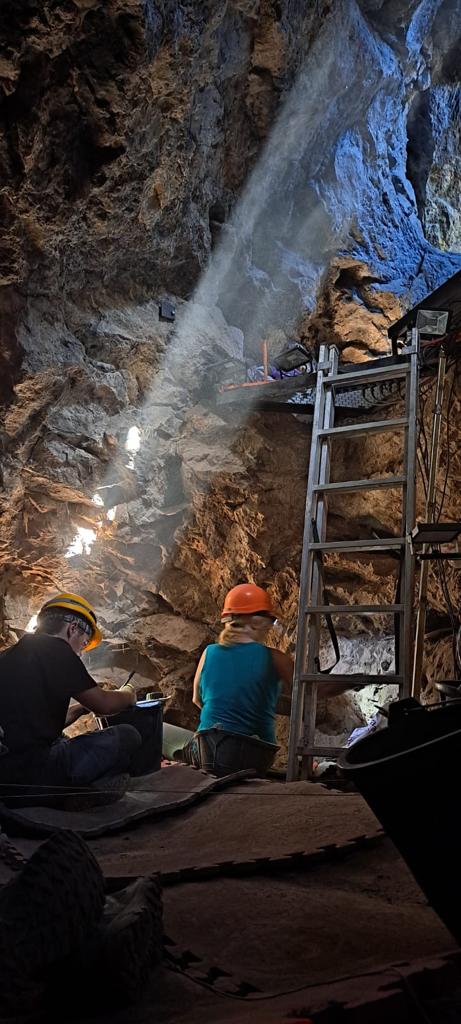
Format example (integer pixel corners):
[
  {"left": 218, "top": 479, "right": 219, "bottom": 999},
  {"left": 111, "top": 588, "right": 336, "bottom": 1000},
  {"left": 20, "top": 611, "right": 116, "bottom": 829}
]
[
  {"left": 0, "top": 592, "right": 141, "bottom": 791},
  {"left": 193, "top": 583, "right": 293, "bottom": 744}
]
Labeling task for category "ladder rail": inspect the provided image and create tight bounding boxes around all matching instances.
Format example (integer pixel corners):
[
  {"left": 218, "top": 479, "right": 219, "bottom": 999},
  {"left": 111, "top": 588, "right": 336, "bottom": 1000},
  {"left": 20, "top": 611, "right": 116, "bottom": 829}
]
[
  {"left": 324, "top": 362, "right": 410, "bottom": 387},
  {"left": 412, "top": 349, "right": 446, "bottom": 699},
  {"left": 301, "top": 673, "right": 403, "bottom": 685},
  {"left": 287, "top": 338, "right": 419, "bottom": 781},
  {"left": 286, "top": 344, "right": 332, "bottom": 780},
  {"left": 309, "top": 538, "right": 405, "bottom": 551},
  {"left": 317, "top": 417, "right": 407, "bottom": 439},
  {"left": 313, "top": 475, "right": 405, "bottom": 494},
  {"left": 301, "top": 347, "right": 339, "bottom": 779},
  {"left": 401, "top": 330, "right": 419, "bottom": 698},
  {"left": 306, "top": 604, "right": 404, "bottom": 614}
]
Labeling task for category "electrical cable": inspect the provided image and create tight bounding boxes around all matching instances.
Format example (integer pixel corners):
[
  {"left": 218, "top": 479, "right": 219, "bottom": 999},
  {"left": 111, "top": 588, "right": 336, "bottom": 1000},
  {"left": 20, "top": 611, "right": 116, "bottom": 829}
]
[
  {"left": 456, "top": 627, "right": 461, "bottom": 674},
  {"left": 436, "top": 559, "right": 460, "bottom": 677},
  {"left": 165, "top": 957, "right": 447, "bottom": 1015},
  {"left": 393, "top": 969, "right": 437, "bottom": 1024},
  {"left": 417, "top": 449, "right": 428, "bottom": 501},
  {"left": 414, "top": 352, "right": 461, "bottom": 682},
  {"left": 164, "top": 958, "right": 401, "bottom": 1001},
  {"left": 419, "top": 407, "right": 431, "bottom": 477},
  {"left": 0, "top": 782, "right": 357, "bottom": 796},
  {"left": 436, "top": 367, "right": 456, "bottom": 522}
]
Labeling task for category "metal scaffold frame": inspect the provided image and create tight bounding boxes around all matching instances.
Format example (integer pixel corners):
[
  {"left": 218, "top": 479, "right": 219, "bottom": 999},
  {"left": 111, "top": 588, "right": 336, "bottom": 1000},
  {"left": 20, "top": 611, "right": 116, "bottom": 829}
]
[{"left": 287, "top": 333, "right": 420, "bottom": 781}]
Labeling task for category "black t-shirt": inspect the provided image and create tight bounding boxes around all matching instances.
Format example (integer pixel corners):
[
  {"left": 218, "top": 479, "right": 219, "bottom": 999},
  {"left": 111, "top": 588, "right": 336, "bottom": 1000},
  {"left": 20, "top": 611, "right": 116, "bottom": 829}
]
[{"left": 0, "top": 634, "right": 96, "bottom": 754}]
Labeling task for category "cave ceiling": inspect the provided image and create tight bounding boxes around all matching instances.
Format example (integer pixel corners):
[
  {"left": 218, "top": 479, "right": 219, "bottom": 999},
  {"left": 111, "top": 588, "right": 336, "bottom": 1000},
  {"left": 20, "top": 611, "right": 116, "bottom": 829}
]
[{"left": 1, "top": 0, "right": 461, "bottom": 741}]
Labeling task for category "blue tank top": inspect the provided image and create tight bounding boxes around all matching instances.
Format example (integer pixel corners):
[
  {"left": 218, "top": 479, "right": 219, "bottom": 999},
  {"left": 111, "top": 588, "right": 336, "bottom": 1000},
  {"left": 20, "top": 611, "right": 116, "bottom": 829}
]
[{"left": 197, "top": 642, "right": 281, "bottom": 744}]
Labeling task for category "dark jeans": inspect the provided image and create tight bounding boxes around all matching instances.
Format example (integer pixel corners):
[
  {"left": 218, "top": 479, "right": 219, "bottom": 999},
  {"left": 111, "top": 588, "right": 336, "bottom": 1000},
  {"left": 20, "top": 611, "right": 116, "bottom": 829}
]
[
  {"left": 45, "top": 724, "right": 142, "bottom": 786},
  {"left": 0, "top": 725, "right": 141, "bottom": 792},
  {"left": 104, "top": 706, "right": 163, "bottom": 776},
  {"left": 182, "top": 735, "right": 200, "bottom": 767}
]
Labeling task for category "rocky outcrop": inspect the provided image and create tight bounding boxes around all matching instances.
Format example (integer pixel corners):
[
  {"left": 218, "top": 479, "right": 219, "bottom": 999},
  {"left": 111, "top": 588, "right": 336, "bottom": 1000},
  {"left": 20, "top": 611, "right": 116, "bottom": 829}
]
[
  {"left": 1, "top": 0, "right": 461, "bottom": 755},
  {"left": 0, "top": 0, "right": 321, "bottom": 305}
]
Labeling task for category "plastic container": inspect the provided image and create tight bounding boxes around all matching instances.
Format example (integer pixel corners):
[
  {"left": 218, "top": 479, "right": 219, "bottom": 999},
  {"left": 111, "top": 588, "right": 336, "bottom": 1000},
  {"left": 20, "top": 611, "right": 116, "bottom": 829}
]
[
  {"left": 197, "top": 728, "right": 279, "bottom": 778},
  {"left": 98, "top": 704, "right": 163, "bottom": 776},
  {"left": 339, "top": 697, "right": 461, "bottom": 945}
]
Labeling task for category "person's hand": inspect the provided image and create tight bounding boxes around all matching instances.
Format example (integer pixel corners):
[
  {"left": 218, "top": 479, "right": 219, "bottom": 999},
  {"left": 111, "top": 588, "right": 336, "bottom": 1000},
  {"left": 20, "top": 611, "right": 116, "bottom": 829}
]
[
  {"left": 65, "top": 702, "right": 88, "bottom": 727},
  {"left": 121, "top": 683, "right": 137, "bottom": 706}
]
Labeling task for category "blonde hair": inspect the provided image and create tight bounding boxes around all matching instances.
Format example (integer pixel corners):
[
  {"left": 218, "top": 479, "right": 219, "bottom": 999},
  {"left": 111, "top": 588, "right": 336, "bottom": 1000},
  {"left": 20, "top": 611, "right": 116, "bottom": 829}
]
[{"left": 219, "top": 615, "right": 271, "bottom": 647}]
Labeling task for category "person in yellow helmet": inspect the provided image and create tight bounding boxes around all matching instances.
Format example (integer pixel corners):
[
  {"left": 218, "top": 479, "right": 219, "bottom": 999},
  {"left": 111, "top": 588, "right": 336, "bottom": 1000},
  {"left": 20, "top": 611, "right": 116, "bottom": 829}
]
[{"left": 0, "top": 592, "right": 141, "bottom": 794}]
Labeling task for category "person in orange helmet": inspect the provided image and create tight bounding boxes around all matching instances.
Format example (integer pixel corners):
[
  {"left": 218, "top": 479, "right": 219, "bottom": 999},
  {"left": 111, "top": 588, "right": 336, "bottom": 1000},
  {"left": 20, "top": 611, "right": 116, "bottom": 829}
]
[{"left": 192, "top": 583, "right": 293, "bottom": 745}]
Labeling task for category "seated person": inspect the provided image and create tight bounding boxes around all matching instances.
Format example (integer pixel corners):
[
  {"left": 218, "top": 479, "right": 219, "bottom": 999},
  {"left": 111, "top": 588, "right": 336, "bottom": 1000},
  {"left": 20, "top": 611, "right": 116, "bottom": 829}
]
[
  {"left": 247, "top": 341, "right": 312, "bottom": 382},
  {"left": 247, "top": 363, "right": 304, "bottom": 382},
  {"left": 191, "top": 583, "right": 293, "bottom": 748},
  {"left": 0, "top": 592, "right": 141, "bottom": 793}
]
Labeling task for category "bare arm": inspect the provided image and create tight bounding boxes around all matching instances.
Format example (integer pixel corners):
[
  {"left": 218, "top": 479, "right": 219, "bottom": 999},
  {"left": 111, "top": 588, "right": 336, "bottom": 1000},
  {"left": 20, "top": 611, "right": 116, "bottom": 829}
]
[
  {"left": 192, "top": 651, "right": 206, "bottom": 708},
  {"left": 77, "top": 684, "right": 136, "bottom": 716},
  {"left": 270, "top": 648, "right": 294, "bottom": 687},
  {"left": 270, "top": 648, "right": 294, "bottom": 717},
  {"left": 269, "top": 649, "right": 350, "bottom": 703}
]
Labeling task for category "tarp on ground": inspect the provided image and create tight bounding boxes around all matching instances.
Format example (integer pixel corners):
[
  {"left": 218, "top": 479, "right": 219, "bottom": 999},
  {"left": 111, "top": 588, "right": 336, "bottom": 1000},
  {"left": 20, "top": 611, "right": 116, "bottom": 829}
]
[{"left": 0, "top": 765, "right": 251, "bottom": 839}]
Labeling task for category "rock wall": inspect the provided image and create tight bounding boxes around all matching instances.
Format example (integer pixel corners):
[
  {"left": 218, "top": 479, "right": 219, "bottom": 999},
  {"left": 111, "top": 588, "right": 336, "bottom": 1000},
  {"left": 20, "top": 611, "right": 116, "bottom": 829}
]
[{"left": 1, "top": 0, "right": 461, "bottom": 754}]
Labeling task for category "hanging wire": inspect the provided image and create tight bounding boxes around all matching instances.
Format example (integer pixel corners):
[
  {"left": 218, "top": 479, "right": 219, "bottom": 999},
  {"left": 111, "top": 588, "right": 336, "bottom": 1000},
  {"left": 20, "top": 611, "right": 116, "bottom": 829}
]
[
  {"left": 436, "top": 364, "right": 456, "bottom": 522},
  {"left": 436, "top": 558, "right": 460, "bottom": 677},
  {"left": 417, "top": 449, "right": 428, "bottom": 501},
  {"left": 415, "top": 347, "right": 461, "bottom": 682},
  {"left": 416, "top": 384, "right": 430, "bottom": 500}
]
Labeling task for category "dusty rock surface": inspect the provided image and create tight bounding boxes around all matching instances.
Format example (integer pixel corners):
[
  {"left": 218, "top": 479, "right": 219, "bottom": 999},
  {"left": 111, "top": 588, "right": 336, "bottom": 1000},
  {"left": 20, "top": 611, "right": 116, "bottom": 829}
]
[
  {"left": 75, "top": 781, "right": 452, "bottom": 1024},
  {"left": 0, "top": 776, "right": 454, "bottom": 1022},
  {"left": 89, "top": 780, "right": 381, "bottom": 875}
]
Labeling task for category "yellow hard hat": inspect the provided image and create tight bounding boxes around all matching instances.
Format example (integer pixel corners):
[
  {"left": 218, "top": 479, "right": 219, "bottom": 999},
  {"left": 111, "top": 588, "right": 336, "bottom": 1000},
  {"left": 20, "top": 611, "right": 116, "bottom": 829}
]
[{"left": 38, "top": 592, "right": 102, "bottom": 652}]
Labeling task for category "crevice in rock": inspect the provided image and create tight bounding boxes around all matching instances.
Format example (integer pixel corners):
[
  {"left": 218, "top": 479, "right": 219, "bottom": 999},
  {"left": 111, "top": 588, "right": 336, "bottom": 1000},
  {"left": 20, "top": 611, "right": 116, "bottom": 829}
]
[{"left": 406, "top": 89, "right": 434, "bottom": 226}]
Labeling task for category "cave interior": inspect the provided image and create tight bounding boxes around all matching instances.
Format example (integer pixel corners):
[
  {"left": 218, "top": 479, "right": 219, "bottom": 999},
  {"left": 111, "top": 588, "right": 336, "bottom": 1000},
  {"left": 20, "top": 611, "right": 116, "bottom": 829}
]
[{"left": 1, "top": 0, "right": 461, "bottom": 1020}]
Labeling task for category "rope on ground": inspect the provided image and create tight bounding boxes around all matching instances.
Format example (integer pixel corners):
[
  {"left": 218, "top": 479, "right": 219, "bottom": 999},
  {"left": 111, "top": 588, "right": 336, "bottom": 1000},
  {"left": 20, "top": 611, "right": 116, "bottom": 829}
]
[{"left": 164, "top": 941, "right": 457, "bottom": 1011}]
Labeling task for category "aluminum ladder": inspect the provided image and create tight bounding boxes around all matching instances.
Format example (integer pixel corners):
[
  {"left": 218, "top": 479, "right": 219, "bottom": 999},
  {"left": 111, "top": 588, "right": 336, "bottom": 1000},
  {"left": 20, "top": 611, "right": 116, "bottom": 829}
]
[{"left": 287, "top": 333, "right": 419, "bottom": 781}]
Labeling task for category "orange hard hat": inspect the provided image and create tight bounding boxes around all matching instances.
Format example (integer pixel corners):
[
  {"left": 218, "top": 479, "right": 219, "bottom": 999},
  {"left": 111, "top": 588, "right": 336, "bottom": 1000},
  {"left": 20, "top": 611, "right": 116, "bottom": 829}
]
[{"left": 221, "top": 583, "right": 275, "bottom": 619}]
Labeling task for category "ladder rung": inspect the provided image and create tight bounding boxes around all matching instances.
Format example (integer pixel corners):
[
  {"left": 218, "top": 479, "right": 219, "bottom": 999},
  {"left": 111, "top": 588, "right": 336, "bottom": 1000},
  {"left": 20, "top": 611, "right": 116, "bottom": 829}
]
[
  {"left": 309, "top": 538, "right": 405, "bottom": 552},
  {"left": 313, "top": 476, "right": 405, "bottom": 494},
  {"left": 306, "top": 604, "right": 403, "bottom": 614},
  {"left": 317, "top": 417, "right": 407, "bottom": 440},
  {"left": 299, "top": 745, "right": 344, "bottom": 758},
  {"left": 324, "top": 363, "right": 410, "bottom": 387},
  {"left": 300, "top": 673, "right": 403, "bottom": 686}
]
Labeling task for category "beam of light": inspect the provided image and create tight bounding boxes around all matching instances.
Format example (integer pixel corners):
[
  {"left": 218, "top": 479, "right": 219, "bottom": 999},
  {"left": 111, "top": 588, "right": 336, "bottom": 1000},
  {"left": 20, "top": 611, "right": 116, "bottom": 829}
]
[
  {"left": 140, "top": 0, "right": 403, "bottom": 413},
  {"left": 124, "top": 428, "right": 139, "bottom": 452},
  {"left": 73, "top": 0, "right": 445, "bottom": 624},
  {"left": 65, "top": 526, "right": 97, "bottom": 559},
  {"left": 125, "top": 425, "right": 141, "bottom": 470},
  {"left": 93, "top": 490, "right": 116, "bottom": 521},
  {"left": 26, "top": 614, "right": 38, "bottom": 632},
  {"left": 125, "top": 426, "right": 141, "bottom": 452},
  {"left": 87, "top": 2, "right": 399, "bottom": 597}
]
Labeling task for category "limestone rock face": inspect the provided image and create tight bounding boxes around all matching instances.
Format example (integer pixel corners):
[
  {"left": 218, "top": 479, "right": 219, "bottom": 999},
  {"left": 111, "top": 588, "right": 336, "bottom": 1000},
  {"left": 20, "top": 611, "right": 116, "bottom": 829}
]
[
  {"left": 0, "top": 0, "right": 318, "bottom": 300},
  {"left": 1, "top": 0, "right": 461, "bottom": 753}
]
